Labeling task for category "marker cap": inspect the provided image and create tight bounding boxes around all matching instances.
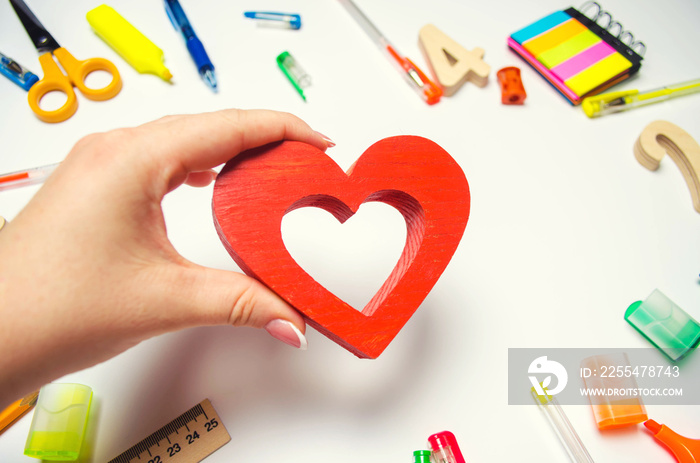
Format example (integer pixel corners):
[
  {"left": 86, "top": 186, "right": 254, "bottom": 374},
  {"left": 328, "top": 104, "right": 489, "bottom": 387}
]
[
  {"left": 413, "top": 450, "right": 432, "bottom": 463},
  {"left": 580, "top": 353, "right": 647, "bottom": 430},
  {"left": 24, "top": 383, "right": 93, "bottom": 460},
  {"left": 428, "top": 431, "right": 466, "bottom": 463},
  {"left": 625, "top": 289, "right": 700, "bottom": 362}
]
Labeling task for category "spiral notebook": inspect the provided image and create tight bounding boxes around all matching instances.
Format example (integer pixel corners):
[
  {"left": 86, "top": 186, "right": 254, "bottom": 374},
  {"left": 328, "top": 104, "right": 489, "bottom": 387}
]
[{"left": 508, "top": 2, "right": 645, "bottom": 105}]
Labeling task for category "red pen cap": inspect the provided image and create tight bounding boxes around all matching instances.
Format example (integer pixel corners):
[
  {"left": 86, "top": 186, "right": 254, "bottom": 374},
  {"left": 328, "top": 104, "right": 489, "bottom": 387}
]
[{"left": 428, "top": 431, "right": 466, "bottom": 463}]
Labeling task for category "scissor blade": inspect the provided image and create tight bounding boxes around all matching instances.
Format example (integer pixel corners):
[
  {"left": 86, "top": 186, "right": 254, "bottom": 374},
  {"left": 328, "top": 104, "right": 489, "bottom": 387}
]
[{"left": 9, "top": 0, "right": 60, "bottom": 53}]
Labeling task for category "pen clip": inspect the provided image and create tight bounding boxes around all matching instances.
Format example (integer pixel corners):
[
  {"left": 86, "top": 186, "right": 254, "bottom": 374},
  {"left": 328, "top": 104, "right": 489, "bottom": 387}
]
[
  {"left": 386, "top": 46, "right": 442, "bottom": 105},
  {"left": 244, "top": 11, "right": 301, "bottom": 30}
]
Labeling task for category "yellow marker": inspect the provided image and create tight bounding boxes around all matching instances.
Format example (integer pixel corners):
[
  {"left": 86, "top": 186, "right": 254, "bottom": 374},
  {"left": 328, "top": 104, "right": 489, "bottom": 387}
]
[
  {"left": 583, "top": 78, "right": 700, "bottom": 118},
  {"left": 87, "top": 4, "right": 172, "bottom": 81}
]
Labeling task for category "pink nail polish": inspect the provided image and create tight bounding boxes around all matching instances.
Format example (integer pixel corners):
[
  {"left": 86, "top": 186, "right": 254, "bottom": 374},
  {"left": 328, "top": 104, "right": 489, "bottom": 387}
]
[
  {"left": 264, "top": 319, "right": 308, "bottom": 350},
  {"left": 315, "top": 131, "right": 336, "bottom": 147}
]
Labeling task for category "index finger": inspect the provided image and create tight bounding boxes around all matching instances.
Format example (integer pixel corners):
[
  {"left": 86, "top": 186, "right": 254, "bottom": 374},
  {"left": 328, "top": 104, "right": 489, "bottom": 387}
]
[{"left": 137, "top": 109, "right": 332, "bottom": 194}]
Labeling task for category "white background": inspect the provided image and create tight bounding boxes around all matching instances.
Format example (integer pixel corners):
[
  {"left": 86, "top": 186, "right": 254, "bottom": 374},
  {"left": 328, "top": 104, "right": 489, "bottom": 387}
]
[{"left": 1, "top": 0, "right": 699, "bottom": 462}]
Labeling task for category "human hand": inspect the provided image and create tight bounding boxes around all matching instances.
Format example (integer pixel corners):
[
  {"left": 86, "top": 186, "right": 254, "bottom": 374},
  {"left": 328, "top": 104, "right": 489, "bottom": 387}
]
[{"left": 0, "top": 109, "right": 333, "bottom": 407}]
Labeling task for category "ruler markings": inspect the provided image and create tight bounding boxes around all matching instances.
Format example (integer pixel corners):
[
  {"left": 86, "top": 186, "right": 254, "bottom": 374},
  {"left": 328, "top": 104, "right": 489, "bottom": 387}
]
[{"left": 108, "top": 399, "right": 230, "bottom": 463}]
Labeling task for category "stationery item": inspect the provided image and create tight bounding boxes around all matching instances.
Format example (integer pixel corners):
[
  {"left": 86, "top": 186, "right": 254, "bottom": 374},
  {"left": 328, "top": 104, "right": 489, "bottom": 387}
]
[
  {"left": 87, "top": 5, "right": 172, "bottom": 82},
  {"left": 580, "top": 353, "right": 647, "bottom": 430},
  {"left": 24, "top": 383, "right": 92, "bottom": 460},
  {"left": 497, "top": 67, "right": 527, "bottom": 104},
  {"left": 508, "top": 2, "right": 644, "bottom": 105},
  {"left": 0, "top": 216, "right": 5, "bottom": 232},
  {"left": 276, "top": 51, "right": 311, "bottom": 101},
  {"left": 10, "top": 0, "right": 122, "bottom": 123},
  {"left": 164, "top": 0, "right": 216, "bottom": 92},
  {"left": 626, "top": 289, "right": 700, "bottom": 361},
  {"left": 244, "top": 11, "right": 301, "bottom": 30},
  {"left": 108, "top": 399, "right": 230, "bottom": 463},
  {"left": 338, "top": 0, "right": 442, "bottom": 105},
  {"left": 0, "top": 390, "right": 39, "bottom": 435},
  {"left": 634, "top": 121, "right": 700, "bottom": 214},
  {"left": 582, "top": 78, "right": 700, "bottom": 117},
  {"left": 645, "top": 420, "right": 700, "bottom": 463},
  {"left": 0, "top": 163, "right": 59, "bottom": 192},
  {"left": 428, "top": 431, "right": 466, "bottom": 463},
  {"left": 212, "top": 137, "right": 470, "bottom": 359},
  {"left": 0, "top": 51, "right": 39, "bottom": 90},
  {"left": 413, "top": 450, "right": 432, "bottom": 463},
  {"left": 531, "top": 384, "right": 595, "bottom": 462},
  {"left": 418, "top": 24, "right": 489, "bottom": 95}
]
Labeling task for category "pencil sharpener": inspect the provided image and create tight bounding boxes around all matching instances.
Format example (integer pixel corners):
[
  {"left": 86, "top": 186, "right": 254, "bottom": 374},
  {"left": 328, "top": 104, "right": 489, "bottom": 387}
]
[
  {"left": 497, "top": 66, "right": 527, "bottom": 105},
  {"left": 24, "top": 383, "right": 93, "bottom": 461},
  {"left": 625, "top": 289, "right": 700, "bottom": 362}
]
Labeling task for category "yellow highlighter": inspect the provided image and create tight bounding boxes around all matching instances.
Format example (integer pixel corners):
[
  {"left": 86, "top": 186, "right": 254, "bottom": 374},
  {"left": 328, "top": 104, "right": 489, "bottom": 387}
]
[{"left": 87, "top": 4, "right": 172, "bottom": 81}]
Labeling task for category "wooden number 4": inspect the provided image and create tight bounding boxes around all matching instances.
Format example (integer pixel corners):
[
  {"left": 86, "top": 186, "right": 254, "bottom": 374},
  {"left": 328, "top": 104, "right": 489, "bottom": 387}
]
[{"left": 418, "top": 24, "right": 490, "bottom": 96}]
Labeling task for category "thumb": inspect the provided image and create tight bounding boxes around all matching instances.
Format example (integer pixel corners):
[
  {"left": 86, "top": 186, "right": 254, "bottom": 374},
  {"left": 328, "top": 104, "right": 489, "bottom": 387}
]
[{"left": 168, "top": 265, "right": 308, "bottom": 349}]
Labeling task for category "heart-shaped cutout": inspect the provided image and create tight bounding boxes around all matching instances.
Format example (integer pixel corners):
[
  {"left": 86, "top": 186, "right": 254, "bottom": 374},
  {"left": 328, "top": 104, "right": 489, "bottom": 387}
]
[
  {"left": 282, "top": 202, "right": 407, "bottom": 312},
  {"left": 212, "top": 136, "right": 470, "bottom": 358}
]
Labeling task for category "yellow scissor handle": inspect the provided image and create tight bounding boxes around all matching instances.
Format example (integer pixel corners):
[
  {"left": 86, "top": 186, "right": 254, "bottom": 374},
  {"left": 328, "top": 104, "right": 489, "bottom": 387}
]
[
  {"left": 28, "top": 52, "right": 78, "bottom": 123},
  {"left": 53, "top": 47, "right": 122, "bottom": 101},
  {"left": 27, "top": 48, "right": 122, "bottom": 123}
]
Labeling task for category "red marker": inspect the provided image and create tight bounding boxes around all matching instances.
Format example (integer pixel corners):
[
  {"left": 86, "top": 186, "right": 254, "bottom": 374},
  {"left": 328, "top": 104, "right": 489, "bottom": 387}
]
[
  {"left": 428, "top": 431, "right": 466, "bottom": 463},
  {"left": 645, "top": 419, "right": 700, "bottom": 463}
]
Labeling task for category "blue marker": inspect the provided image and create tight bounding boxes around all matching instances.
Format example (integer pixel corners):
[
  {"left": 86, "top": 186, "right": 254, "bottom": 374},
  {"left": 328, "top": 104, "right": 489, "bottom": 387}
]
[
  {"left": 0, "top": 51, "right": 39, "bottom": 91},
  {"left": 164, "top": 0, "right": 217, "bottom": 92}
]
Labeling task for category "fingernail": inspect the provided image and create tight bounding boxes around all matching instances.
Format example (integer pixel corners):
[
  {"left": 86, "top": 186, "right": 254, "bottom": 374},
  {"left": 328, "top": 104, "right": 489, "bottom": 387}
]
[
  {"left": 264, "top": 319, "right": 308, "bottom": 350},
  {"left": 315, "top": 131, "right": 336, "bottom": 148}
]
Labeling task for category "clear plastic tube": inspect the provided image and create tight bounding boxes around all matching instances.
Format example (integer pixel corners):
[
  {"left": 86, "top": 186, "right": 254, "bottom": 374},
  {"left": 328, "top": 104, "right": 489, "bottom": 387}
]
[{"left": 532, "top": 389, "right": 595, "bottom": 462}]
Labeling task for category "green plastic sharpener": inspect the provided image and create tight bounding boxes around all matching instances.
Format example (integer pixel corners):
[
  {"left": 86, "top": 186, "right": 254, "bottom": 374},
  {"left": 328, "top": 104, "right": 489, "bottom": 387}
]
[
  {"left": 24, "top": 383, "right": 93, "bottom": 461},
  {"left": 625, "top": 289, "right": 700, "bottom": 362}
]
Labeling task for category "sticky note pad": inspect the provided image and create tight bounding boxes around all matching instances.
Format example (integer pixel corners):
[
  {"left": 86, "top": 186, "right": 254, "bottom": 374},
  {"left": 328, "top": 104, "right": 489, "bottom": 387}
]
[
  {"left": 564, "top": 52, "right": 632, "bottom": 95},
  {"left": 524, "top": 19, "right": 588, "bottom": 58},
  {"left": 507, "top": 5, "right": 644, "bottom": 104},
  {"left": 550, "top": 41, "right": 615, "bottom": 81},
  {"left": 511, "top": 10, "right": 571, "bottom": 44},
  {"left": 537, "top": 30, "right": 601, "bottom": 69}
]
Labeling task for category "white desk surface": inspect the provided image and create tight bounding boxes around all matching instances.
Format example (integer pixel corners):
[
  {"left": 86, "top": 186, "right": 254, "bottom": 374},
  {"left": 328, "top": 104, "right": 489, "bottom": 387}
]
[{"left": 1, "top": 0, "right": 699, "bottom": 462}]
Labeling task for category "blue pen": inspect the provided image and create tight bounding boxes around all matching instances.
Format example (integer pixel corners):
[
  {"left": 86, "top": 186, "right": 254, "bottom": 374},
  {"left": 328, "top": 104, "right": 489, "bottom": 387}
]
[
  {"left": 243, "top": 11, "right": 302, "bottom": 30},
  {"left": 0, "top": 51, "right": 39, "bottom": 91},
  {"left": 164, "top": 0, "right": 217, "bottom": 92}
]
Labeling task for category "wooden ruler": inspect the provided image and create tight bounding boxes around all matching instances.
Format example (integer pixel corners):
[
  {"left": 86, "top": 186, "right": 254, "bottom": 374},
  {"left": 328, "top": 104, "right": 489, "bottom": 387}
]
[{"left": 108, "top": 399, "right": 230, "bottom": 463}]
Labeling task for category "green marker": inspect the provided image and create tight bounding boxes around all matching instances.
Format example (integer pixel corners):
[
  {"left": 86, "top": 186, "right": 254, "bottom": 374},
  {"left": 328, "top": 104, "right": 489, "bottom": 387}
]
[
  {"left": 413, "top": 450, "right": 432, "bottom": 463},
  {"left": 277, "top": 51, "right": 311, "bottom": 101}
]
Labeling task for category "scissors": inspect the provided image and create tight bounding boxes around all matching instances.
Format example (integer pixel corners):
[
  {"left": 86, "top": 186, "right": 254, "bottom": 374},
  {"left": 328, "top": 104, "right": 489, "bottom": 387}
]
[{"left": 10, "top": 0, "right": 122, "bottom": 123}]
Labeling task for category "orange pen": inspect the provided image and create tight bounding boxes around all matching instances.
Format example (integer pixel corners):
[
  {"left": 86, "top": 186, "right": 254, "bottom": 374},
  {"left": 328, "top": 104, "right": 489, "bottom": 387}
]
[
  {"left": 645, "top": 420, "right": 700, "bottom": 463},
  {"left": 0, "top": 390, "right": 39, "bottom": 434},
  {"left": 338, "top": 0, "right": 442, "bottom": 105},
  {"left": 0, "top": 163, "right": 58, "bottom": 192}
]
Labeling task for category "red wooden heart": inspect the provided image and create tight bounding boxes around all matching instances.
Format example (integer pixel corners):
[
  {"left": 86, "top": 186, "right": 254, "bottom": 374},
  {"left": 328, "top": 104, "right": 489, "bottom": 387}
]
[{"left": 212, "top": 136, "right": 470, "bottom": 358}]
